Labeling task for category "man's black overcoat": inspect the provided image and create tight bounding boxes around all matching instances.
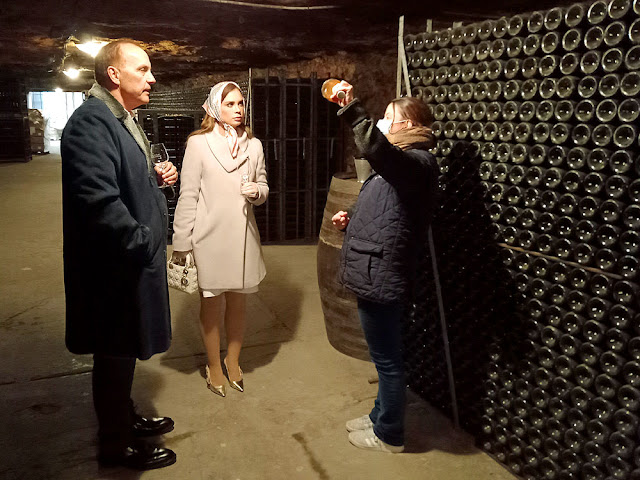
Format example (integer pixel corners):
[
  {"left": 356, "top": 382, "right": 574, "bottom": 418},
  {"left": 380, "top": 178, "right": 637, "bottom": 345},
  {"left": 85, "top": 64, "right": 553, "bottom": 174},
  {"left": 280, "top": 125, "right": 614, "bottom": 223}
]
[{"left": 61, "top": 94, "right": 171, "bottom": 360}]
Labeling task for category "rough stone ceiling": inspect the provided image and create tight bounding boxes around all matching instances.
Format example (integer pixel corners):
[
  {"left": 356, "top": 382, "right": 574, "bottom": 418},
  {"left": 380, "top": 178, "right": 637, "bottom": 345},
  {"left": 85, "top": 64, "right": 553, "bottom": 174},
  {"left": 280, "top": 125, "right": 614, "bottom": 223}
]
[{"left": 0, "top": 0, "right": 578, "bottom": 86}]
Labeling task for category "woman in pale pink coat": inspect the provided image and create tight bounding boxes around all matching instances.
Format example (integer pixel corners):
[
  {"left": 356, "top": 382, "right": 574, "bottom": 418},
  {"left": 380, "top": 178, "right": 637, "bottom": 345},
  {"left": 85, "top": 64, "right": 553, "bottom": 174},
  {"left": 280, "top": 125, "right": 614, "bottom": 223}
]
[{"left": 172, "top": 81, "right": 268, "bottom": 397}]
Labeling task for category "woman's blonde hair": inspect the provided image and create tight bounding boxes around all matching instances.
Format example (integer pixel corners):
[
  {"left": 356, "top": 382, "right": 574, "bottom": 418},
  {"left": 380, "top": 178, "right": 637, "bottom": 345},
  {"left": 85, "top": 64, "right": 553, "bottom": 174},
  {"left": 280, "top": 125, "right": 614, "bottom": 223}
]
[{"left": 187, "top": 83, "right": 252, "bottom": 141}]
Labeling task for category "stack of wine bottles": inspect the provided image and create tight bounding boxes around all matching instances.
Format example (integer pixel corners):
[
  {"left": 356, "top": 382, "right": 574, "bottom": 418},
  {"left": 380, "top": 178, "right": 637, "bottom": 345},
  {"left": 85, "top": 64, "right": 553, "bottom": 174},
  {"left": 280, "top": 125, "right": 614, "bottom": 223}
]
[
  {"left": 404, "top": 1, "right": 640, "bottom": 479},
  {"left": 405, "top": 140, "right": 522, "bottom": 435}
]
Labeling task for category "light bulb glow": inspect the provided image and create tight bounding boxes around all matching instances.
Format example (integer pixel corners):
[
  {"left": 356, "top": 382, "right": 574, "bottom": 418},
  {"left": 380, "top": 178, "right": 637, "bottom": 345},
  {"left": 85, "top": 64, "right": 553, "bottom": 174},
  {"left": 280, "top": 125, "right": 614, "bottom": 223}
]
[
  {"left": 76, "top": 41, "right": 108, "bottom": 57},
  {"left": 63, "top": 68, "right": 80, "bottom": 79}
]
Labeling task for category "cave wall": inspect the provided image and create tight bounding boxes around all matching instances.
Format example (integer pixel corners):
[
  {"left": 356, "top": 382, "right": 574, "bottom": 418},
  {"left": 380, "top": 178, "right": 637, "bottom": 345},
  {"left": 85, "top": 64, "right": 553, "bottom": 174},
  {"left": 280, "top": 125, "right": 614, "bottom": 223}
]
[
  {"left": 156, "top": 51, "right": 397, "bottom": 117},
  {"left": 154, "top": 50, "right": 399, "bottom": 174}
]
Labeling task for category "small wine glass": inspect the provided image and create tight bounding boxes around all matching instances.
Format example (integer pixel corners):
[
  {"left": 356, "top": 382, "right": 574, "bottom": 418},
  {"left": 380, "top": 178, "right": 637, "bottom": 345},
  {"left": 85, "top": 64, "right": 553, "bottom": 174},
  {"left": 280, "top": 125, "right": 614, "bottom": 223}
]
[
  {"left": 150, "top": 143, "right": 169, "bottom": 189},
  {"left": 241, "top": 173, "right": 249, "bottom": 196},
  {"left": 241, "top": 172, "right": 257, "bottom": 199}
]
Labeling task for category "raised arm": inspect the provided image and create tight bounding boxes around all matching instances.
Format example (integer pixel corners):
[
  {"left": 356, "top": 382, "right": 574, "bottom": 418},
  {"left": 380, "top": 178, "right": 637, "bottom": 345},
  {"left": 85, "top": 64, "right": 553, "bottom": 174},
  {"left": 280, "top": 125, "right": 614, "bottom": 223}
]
[{"left": 337, "top": 99, "right": 433, "bottom": 194}]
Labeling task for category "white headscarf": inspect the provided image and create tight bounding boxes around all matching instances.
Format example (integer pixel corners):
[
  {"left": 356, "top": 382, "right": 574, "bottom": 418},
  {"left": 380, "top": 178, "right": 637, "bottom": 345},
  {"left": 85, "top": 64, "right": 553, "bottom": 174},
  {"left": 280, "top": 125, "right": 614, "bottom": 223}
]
[{"left": 203, "top": 81, "right": 243, "bottom": 158}]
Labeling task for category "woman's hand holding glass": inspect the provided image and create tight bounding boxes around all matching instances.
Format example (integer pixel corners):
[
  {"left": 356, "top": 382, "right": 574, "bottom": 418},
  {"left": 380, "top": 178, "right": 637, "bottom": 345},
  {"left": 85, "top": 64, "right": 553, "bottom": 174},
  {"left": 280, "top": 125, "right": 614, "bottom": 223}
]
[{"left": 240, "top": 181, "right": 259, "bottom": 199}]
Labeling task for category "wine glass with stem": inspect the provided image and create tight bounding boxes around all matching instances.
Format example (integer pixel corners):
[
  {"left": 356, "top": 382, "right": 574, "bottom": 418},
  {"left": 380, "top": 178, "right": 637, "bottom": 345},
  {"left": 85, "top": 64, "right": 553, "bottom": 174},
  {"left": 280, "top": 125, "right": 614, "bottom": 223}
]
[{"left": 150, "top": 143, "right": 175, "bottom": 196}]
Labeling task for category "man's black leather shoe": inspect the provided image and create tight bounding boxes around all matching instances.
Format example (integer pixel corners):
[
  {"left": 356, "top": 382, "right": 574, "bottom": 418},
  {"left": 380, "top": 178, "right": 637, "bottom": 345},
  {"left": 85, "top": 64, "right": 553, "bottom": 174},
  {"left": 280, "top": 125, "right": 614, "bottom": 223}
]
[
  {"left": 99, "top": 445, "right": 177, "bottom": 470},
  {"left": 132, "top": 414, "right": 175, "bottom": 437}
]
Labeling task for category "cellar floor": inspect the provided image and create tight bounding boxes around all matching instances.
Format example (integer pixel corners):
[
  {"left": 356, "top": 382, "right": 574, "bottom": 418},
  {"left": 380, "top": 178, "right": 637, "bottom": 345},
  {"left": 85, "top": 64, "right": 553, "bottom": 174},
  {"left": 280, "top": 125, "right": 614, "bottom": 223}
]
[{"left": 0, "top": 154, "right": 517, "bottom": 480}]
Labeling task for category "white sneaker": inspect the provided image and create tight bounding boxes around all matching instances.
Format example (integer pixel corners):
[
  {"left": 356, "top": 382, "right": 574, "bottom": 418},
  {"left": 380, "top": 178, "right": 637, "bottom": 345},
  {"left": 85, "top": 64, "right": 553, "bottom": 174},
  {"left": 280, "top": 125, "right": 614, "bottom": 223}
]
[
  {"left": 348, "top": 427, "right": 404, "bottom": 453},
  {"left": 346, "top": 414, "right": 374, "bottom": 432}
]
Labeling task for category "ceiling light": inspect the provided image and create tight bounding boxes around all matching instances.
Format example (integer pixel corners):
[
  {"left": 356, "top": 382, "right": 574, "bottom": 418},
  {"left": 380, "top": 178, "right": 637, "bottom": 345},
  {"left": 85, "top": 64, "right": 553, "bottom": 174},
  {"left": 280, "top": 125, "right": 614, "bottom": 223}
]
[
  {"left": 76, "top": 41, "right": 108, "bottom": 57},
  {"left": 55, "top": 88, "right": 63, "bottom": 93},
  {"left": 63, "top": 67, "right": 80, "bottom": 79}
]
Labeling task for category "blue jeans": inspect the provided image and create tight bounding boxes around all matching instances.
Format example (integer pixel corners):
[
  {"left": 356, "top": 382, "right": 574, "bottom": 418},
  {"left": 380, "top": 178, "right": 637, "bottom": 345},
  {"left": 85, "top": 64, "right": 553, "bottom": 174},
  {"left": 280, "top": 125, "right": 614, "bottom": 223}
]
[{"left": 357, "top": 297, "right": 406, "bottom": 447}]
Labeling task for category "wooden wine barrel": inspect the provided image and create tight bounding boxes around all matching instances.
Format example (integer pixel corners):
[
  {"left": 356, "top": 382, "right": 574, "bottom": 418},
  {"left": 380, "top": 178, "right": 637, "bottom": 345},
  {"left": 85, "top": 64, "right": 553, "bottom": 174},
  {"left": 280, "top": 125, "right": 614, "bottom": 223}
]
[{"left": 317, "top": 175, "right": 370, "bottom": 361}]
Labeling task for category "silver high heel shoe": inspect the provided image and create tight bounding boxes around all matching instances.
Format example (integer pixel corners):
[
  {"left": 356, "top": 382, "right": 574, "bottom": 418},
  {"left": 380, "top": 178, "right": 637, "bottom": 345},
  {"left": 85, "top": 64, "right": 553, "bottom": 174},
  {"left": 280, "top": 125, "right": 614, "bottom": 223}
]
[
  {"left": 223, "top": 358, "right": 244, "bottom": 392},
  {"left": 205, "top": 365, "right": 226, "bottom": 397}
]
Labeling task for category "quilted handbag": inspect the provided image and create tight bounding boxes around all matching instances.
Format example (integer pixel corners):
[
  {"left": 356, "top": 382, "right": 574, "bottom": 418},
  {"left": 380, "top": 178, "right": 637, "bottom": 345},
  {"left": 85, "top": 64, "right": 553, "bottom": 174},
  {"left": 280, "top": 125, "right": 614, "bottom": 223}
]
[{"left": 167, "top": 252, "right": 199, "bottom": 294}]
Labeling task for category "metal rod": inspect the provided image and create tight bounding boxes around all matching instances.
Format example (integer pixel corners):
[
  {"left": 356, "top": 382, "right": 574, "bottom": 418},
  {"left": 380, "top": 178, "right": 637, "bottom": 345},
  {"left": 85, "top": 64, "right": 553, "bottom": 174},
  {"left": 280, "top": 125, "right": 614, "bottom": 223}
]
[
  {"left": 248, "top": 67, "right": 253, "bottom": 132},
  {"left": 401, "top": 40, "right": 411, "bottom": 97},
  {"left": 428, "top": 225, "right": 460, "bottom": 428},
  {"left": 310, "top": 72, "right": 318, "bottom": 239},
  {"left": 397, "top": 15, "right": 411, "bottom": 97},
  {"left": 200, "top": 0, "right": 340, "bottom": 10},
  {"left": 497, "top": 243, "right": 624, "bottom": 280},
  {"left": 279, "top": 75, "right": 286, "bottom": 241},
  {"left": 397, "top": 15, "right": 404, "bottom": 98}
]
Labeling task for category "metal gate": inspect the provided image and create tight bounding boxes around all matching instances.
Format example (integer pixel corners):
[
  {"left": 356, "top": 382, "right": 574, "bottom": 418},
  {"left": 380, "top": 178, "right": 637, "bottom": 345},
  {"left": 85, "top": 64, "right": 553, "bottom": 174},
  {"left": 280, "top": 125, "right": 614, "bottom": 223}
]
[{"left": 251, "top": 75, "right": 342, "bottom": 243}]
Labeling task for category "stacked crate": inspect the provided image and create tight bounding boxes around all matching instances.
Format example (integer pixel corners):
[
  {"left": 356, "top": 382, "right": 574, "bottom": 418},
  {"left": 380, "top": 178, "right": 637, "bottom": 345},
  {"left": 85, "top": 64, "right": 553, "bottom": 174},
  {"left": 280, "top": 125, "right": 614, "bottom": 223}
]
[
  {"left": 140, "top": 112, "right": 202, "bottom": 240},
  {"left": 0, "top": 79, "right": 30, "bottom": 162},
  {"left": 28, "top": 109, "right": 46, "bottom": 154}
]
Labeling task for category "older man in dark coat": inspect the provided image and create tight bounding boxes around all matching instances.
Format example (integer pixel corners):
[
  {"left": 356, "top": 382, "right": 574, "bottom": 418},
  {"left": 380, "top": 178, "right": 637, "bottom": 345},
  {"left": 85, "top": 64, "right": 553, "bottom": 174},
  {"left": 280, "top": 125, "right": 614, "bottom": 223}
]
[{"left": 61, "top": 40, "right": 178, "bottom": 470}]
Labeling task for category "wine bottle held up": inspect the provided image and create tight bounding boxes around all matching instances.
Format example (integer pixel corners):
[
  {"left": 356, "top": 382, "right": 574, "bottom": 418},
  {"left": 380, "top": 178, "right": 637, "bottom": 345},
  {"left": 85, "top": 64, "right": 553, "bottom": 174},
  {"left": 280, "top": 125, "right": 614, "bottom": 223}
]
[{"left": 321, "top": 78, "right": 348, "bottom": 103}]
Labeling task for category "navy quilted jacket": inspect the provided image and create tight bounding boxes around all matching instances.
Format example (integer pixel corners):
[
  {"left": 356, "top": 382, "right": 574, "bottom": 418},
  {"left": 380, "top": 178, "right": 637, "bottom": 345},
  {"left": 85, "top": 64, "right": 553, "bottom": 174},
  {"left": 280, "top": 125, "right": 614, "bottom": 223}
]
[{"left": 337, "top": 100, "right": 438, "bottom": 305}]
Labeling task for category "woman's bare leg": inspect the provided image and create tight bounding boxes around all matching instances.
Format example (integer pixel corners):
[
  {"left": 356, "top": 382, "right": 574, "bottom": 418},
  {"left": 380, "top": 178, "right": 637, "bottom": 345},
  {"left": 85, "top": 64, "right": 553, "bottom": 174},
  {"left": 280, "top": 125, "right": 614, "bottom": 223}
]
[
  {"left": 223, "top": 292, "right": 246, "bottom": 381},
  {"left": 200, "top": 295, "right": 226, "bottom": 386}
]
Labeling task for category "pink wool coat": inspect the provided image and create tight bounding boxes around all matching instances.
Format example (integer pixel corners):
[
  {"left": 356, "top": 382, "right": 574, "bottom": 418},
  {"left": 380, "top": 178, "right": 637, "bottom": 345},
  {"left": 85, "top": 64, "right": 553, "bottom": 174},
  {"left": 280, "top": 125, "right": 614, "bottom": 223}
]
[{"left": 172, "top": 128, "right": 268, "bottom": 290}]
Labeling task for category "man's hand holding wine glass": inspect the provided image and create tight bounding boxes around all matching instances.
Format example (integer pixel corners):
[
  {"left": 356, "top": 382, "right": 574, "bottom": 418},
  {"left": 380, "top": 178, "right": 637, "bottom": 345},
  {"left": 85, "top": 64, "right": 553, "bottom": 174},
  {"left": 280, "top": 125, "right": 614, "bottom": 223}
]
[
  {"left": 150, "top": 143, "right": 178, "bottom": 187},
  {"left": 155, "top": 162, "right": 178, "bottom": 186}
]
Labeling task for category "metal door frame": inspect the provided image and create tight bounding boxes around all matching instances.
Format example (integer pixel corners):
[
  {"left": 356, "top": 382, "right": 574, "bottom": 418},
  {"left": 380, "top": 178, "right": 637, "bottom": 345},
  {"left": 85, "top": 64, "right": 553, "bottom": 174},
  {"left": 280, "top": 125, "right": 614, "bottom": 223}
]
[{"left": 251, "top": 74, "right": 337, "bottom": 243}]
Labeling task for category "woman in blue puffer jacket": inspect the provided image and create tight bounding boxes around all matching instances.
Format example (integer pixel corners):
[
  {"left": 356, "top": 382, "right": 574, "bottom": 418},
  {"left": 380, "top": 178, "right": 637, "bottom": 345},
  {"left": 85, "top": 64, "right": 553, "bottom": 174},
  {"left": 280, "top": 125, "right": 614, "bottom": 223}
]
[{"left": 330, "top": 81, "right": 439, "bottom": 453}]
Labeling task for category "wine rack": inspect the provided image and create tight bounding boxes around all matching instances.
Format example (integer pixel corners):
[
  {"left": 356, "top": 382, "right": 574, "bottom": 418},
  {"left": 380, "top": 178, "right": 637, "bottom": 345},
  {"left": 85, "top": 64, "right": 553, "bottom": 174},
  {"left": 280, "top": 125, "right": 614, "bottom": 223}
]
[
  {"left": 140, "top": 113, "right": 201, "bottom": 238},
  {"left": 404, "top": 1, "right": 640, "bottom": 479},
  {"left": 0, "top": 78, "right": 30, "bottom": 163}
]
